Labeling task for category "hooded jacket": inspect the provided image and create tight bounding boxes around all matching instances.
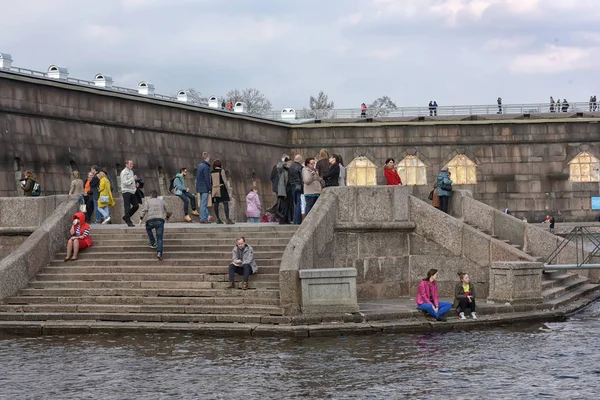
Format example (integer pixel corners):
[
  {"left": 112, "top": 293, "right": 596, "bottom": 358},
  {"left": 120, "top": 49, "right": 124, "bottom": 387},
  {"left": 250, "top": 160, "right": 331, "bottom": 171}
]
[
  {"left": 71, "top": 212, "right": 92, "bottom": 247},
  {"left": 246, "top": 191, "right": 262, "bottom": 218},
  {"left": 98, "top": 176, "right": 115, "bottom": 208},
  {"left": 173, "top": 173, "right": 187, "bottom": 196}
]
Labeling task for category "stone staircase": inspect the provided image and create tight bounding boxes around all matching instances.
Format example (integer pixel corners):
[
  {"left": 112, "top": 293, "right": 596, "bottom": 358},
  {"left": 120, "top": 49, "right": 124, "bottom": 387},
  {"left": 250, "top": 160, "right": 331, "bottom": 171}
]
[
  {"left": 464, "top": 221, "right": 600, "bottom": 306},
  {"left": 0, "top": 224, "right": 296, "bottom": 324}
]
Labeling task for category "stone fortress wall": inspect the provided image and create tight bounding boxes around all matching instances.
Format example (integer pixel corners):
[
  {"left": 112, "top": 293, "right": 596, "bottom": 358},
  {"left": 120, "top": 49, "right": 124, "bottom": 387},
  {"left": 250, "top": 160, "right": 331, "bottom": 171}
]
[{"left": 2, "top": 70, "right": 600, "bottom": 221}]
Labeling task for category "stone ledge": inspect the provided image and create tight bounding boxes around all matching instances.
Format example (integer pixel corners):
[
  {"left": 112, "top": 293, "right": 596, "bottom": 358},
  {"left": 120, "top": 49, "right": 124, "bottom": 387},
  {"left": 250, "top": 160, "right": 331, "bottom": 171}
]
[
  {"left": 334, "top": 221, "right": 416, "bottom": 232},
  {"left": 0, "top": 227, "right": 36, "bottom": 235}
]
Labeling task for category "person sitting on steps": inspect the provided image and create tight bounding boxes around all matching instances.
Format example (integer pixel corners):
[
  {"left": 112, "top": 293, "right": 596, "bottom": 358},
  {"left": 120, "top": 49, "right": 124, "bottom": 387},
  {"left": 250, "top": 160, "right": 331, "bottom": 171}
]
[
  {"left": 227, "top": 237, "right": 258, "bottom": 290},
  {"left": 454, "top": 271, "right": 477, "bottom": 319},
  {"left": 64, "top": 212, "right": 92, "bottom": 261},
  {"left": 174, "top": 167, "right": 199, "bottom": 222},
  {"left": 416, "top": 268, "right": 452, "bottom": 322}
]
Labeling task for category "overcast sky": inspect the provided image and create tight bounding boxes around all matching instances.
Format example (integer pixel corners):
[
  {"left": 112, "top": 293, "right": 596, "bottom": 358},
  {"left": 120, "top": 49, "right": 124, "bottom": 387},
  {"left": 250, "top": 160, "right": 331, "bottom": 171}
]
[{"left": 2, "top": 0, "right": 599, "bottom": 109}]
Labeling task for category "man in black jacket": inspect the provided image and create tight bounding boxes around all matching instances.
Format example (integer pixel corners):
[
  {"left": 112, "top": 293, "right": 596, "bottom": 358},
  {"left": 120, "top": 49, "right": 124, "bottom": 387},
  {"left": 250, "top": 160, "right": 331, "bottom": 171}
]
[
  {"left": 89, "top": 165, "right": 101, "bottom": 223},
  {"left": 289, "top": 154, "right": 304, "bottom": 224},
  {"left": 268, "top": 154, "right": 289, "bottom": 213}
]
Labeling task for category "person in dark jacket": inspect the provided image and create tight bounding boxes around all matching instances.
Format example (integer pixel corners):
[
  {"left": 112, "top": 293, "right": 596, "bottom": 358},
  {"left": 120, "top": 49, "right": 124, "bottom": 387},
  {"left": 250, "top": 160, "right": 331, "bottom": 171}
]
[
  {"left": 454, "top": 271, "right": 477, "bottom": 319},
  {"left": 435, "top": 167, "right": 453, "bottom": 214},
  {"left": 316, "top": 149, "right": 330, "bottom": 177},
  {"left": 323, "top": 155, "right": 341, "bottom": 188},
  {"left": 268, "top": 154, "right": 289, "bottom": 213},
  {"left": 289, "top": 154, "right": 304, "bottom": 225},
  {"left": 20, "top": 170, "right": 35, "bottom": 197},
  {"left": 276, "top": 157, "right": 293, "bottom": 224},
  {"left": 211, "top": 160, "right": 234, "bottom": 224},
  {"left": 195, "top": 152, "right": 212, "bottom": 223},
  {"left": 89, "top": 165, "right": 101, "bottom": 223}
]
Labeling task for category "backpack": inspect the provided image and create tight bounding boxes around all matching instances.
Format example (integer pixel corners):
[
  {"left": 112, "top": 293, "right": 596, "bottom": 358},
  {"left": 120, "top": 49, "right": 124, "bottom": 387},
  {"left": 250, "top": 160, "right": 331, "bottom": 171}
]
[
  {"left": 31, "top": 182, "right": 41, "bottom": 197},
  {"left": 169, "top": 177, "right": 176, "bottom": 194}
]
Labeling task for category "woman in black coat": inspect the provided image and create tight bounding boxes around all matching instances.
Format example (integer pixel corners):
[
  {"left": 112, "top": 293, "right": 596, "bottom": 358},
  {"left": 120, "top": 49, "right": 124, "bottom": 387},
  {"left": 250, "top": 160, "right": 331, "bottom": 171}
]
[{"left": 323, "top": 155, "right": 341, "bottom": 188}]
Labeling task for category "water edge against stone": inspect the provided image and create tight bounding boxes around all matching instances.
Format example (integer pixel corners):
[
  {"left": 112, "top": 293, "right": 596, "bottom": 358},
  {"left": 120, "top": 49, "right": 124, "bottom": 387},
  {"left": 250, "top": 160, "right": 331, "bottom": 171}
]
[{"left": 1, "top": 301, "right": 599, "bottom": 399}]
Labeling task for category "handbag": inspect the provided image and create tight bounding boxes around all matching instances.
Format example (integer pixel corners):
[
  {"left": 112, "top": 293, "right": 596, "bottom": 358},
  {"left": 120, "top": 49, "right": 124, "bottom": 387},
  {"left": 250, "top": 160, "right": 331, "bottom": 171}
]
[
  {"left": 440, "top": 183, "right": 453, "bottom": 191},
  {"left": 428, "top": 190, "right": 434, "bottom": 201},
  {"left": 207, "top": 193, "right": 213, "bottom": 208},
  {"left": 79, "top": 203, "right": 87, "bottom": 213},
  {"left": 100, "top": 195, "right": 109, "bottom": 203}
]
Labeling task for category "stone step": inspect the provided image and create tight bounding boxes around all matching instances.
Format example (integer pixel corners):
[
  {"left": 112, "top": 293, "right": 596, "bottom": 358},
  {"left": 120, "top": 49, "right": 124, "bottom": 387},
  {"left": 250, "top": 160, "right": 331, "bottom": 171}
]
[
  {"left": 82, "top": 245, "right": 287, "bottom": 253},
  {"left": 0, "top": 312, "right": 282, "bottom": 323},
  {"left": 41, "top": 266, "right": 281, "bottom": 274},
  {"left": 541, "top": 276, "right": 589, "bottom": 301},
  {"left": 55, "top": 251, "right": 284, "bottom": 260},
  {"left": 90, "top": 232, "right": 296, "bottom": 240},
  {"left": 92, "top": 238, "right": 292, "bottom": 246},
  {"left": 0, "top": 303, "right": 282, "bottom": 315},
  {"left": 49, "top": 258, "right": 282, "bottom": 267},
  {"left": 28, "top": 281, "right": 279, "bottom": 290},
  {"left": 16, "top": 288, "right": 280, "bottom": 298},
  {"left": 541, "top": 273, "right": 580, "bottom": 290},
  {"left": 544, "top": 283, "right": 600, "bottom": 309},
  {"left": 34, "top": 273, "right": 280, "bottom": 282},
  {"left": 91, "top": 225, "right": 297, "bottom": 234},
  {"left": 4, "top": 295, "right": 280, "bottom": 306}
]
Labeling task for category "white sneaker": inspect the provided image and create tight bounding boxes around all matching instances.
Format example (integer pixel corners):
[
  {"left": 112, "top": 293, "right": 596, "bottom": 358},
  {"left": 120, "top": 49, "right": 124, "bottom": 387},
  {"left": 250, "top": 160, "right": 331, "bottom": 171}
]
[
  {"left": 471, "top": 312, "right": 477, "bottom": 319},
  {"left": 459, "top": 312, "right": 466, "bottom": 320},
  {"left": 101, "top": 217, "right": 111, "bottom": 225}
]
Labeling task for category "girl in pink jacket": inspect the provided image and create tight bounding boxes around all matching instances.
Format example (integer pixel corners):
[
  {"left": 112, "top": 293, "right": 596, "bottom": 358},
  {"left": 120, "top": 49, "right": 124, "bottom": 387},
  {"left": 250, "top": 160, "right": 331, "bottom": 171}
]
[
  {"left": 246, "top": 187, "right": 262, "bottom": 223},
  {"left": 416, "top": 268, "right": 452, "bottom": 322}
]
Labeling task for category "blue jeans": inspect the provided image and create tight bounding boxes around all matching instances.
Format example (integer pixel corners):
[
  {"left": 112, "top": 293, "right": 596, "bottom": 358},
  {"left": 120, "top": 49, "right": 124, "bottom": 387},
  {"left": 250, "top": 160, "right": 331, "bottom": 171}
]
[
  {"left": 417, "top": 302, "right": 453, "bottom": 319},
  {"left": 304, "top": 195, "right": 319, "bottom": 217},
  {"left": 248, "top": 217, "right": 260, "bottom": 223},
  {"left": 145, "top": 219, "right": 164, "bottom": 253},
  {"left": 93, "top": 198, "right": 101, "bottom": 223},
  {"left": 177, "top": 192, "right": 196, "bottom": 215},
  {"left": 292, "top": 186, "right": 302, "bottom": 224},
  {"left": 200, "top": 192, "right": 210, "bottom": 221},
  {"left": 98, "top": 206, "right": 110, "bottom": 219}
]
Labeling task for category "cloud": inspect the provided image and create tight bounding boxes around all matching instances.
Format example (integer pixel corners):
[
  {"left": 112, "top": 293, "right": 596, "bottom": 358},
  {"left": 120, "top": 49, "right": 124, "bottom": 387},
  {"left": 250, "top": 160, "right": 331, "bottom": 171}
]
[
  {"left": 510, "top": 45, "right": 598, "bottom": 74},
  {"left": 483, "top": 37, "right": 535, "bottom": 52}
]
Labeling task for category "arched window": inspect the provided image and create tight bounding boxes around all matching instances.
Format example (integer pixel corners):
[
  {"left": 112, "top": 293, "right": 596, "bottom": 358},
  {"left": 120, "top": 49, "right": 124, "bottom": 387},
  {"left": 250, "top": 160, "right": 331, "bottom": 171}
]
[
  {"left": 397, "top": 155, "right": 427, "bottom": 186},
  {"left": 446, "top": 154, "right": 477, "bottom": 185},
  {"left": 568, "top": 151, "right": 600, "bottom": 182},
  {"left": 346, "top": 156, "right": 377, "bottom": 186}
]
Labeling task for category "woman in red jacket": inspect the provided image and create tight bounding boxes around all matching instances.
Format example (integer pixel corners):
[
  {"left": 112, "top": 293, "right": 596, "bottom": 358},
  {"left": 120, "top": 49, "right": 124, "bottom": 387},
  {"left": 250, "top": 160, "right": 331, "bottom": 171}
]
[
  {"left": 384, "top": 158, "right": 402, "bottom": 185},
  {"left": 64, "top": 212, "right": 93, "bottom": 261}
]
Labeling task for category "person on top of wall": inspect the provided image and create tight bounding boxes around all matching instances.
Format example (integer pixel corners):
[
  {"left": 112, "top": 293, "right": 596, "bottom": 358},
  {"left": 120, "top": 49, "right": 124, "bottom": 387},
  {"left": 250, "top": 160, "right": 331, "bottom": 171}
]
[
  {"left": 323, "top": 155, "right": 341, "bottom": 188},
  {"left": 384, "top": 158, "right": 402, "bottom": 186},
  {"left": 454, "top": 271, "right": 477, "bottom": 320},
  {"left": 174, "top": 167, "right": 199, "bottom": 222},
  {"left": 97, "top": 171, "right": 115, "bottom": 224},
  {"left": 211, "top": 159, "right": 234, "bottom": 224},
  {"left": 436, "top": 167, "right": 453, "bottom": 214},
  {"left": 361, "top": 103, "right": 367, "bottom": 118},
  {"left": 20, "top": 170, "right": 35, "bottom": 197},
  {"left": 416, "top": 268, "right": 452, "bottom": 322},
  {"left": 64, "top": 212, "right": 92, "bottom": 262}
]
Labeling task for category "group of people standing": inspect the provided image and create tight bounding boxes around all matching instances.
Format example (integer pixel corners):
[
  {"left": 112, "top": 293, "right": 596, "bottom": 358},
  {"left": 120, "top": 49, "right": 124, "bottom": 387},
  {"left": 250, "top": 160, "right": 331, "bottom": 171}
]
[
  {"left": 549, "top": 97, "right": 570, "bottom": 113},
  {"left": 269, "top": 149, "right": 345, "bottom": 224}
]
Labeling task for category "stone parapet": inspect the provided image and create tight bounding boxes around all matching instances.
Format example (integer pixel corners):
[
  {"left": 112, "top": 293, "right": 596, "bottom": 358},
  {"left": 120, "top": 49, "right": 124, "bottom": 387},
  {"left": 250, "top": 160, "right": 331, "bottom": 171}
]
[
  {"left": 299, "top": 268, "right": 359, "bottom": 314},
  {"left": 488, "top": 261, "right": 543, "bottom": 304}
]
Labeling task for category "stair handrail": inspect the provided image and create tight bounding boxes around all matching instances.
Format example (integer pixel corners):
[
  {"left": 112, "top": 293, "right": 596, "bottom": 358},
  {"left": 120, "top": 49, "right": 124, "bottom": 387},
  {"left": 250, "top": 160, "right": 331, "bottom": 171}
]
[{"left": 544, "top": 226, "right": 600, "bottom": 267}]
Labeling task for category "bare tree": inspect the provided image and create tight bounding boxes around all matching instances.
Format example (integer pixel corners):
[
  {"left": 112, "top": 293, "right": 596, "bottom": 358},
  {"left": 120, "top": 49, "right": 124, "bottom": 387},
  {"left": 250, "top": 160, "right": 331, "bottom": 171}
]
[
  {"left": 368, "top": 96, "right": 398, "bottom": 117},
  {"left": 307, "top": 90, "right": 334, "bottom": 119},
  {"left": 225, "top": 88, "right": 272, "bottom": 116}
]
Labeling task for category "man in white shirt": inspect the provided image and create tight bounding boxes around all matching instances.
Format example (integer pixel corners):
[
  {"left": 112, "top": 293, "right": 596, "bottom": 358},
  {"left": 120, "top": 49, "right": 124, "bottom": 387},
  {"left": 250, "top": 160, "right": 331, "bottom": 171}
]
[{"left": 120, "top": 160, "right": 139, "bottom": 227}]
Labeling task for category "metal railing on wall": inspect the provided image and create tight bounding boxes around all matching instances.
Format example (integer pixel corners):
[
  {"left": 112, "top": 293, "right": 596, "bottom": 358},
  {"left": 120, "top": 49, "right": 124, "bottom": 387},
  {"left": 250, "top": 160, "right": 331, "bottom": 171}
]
[{"left": 3, "top": 64, "right": 597, "bottom": 123}]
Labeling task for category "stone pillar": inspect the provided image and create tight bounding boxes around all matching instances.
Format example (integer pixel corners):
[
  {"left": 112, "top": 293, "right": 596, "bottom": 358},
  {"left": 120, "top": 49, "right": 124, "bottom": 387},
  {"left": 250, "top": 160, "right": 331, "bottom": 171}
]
[
  {"left": 299, "top": 268, "right": 359, "bottom": 314},
  {"left": 488, "top": 261, "right": 543, "bottom": 304}
]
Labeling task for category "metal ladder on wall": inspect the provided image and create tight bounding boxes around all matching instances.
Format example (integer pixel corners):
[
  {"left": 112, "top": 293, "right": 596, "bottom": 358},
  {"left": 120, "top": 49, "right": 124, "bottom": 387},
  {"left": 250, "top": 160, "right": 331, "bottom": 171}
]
[{"left": 544, "top": 226, "right": 600, "bottom": 270}]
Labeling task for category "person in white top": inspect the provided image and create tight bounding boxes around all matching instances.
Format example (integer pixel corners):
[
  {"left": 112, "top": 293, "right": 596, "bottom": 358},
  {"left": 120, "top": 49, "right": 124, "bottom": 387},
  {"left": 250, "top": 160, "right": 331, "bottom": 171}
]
[{"left": 120, "top": 160, "right": 139, "bottom": 227}]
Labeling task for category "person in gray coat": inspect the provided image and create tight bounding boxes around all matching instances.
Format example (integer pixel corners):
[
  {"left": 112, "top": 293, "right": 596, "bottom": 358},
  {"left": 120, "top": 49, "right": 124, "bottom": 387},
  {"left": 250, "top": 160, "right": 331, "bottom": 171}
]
[
  {"left": 227, "top": 237, "right": 258, "bottom": 290},
  {"left": 435, "top": 166, "right": 453, "bottom": 214},
  {"left": 138, "top": 190, "right": 172, "bottom": 260}
]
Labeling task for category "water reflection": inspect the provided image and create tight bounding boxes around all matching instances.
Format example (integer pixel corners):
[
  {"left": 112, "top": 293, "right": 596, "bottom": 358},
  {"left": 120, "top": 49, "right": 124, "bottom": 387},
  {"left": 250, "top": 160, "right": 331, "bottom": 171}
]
[{"left": 1, "top": 302, "right": 598, "bottom": 399}]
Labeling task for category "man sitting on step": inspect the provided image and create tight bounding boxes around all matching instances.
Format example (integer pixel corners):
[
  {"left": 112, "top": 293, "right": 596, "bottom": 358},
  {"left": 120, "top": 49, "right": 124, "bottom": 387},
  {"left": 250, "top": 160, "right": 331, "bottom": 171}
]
[
  {"left": 138, "top": 190, "right": 172, "bottom": 260},
  {"left": 227, "top": 236, "right": 258, "bottom": 290}
]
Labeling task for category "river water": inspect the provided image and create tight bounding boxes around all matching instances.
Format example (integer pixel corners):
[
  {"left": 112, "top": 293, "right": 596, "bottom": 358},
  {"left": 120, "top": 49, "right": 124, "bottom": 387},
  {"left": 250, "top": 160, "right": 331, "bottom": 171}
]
[{"left": 1, "top": 302, "right": 599, "bottom": 400}]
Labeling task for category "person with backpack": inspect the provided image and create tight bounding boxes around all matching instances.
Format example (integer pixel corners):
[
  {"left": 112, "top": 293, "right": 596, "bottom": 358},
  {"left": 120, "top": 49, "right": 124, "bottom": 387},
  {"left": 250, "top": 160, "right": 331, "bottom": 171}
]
[
  {"left": 20, "top": 170, "right": 37, "bottom": 197},
  {"left": 174, "top": 167, "right": 199, "bottom": 222}
]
